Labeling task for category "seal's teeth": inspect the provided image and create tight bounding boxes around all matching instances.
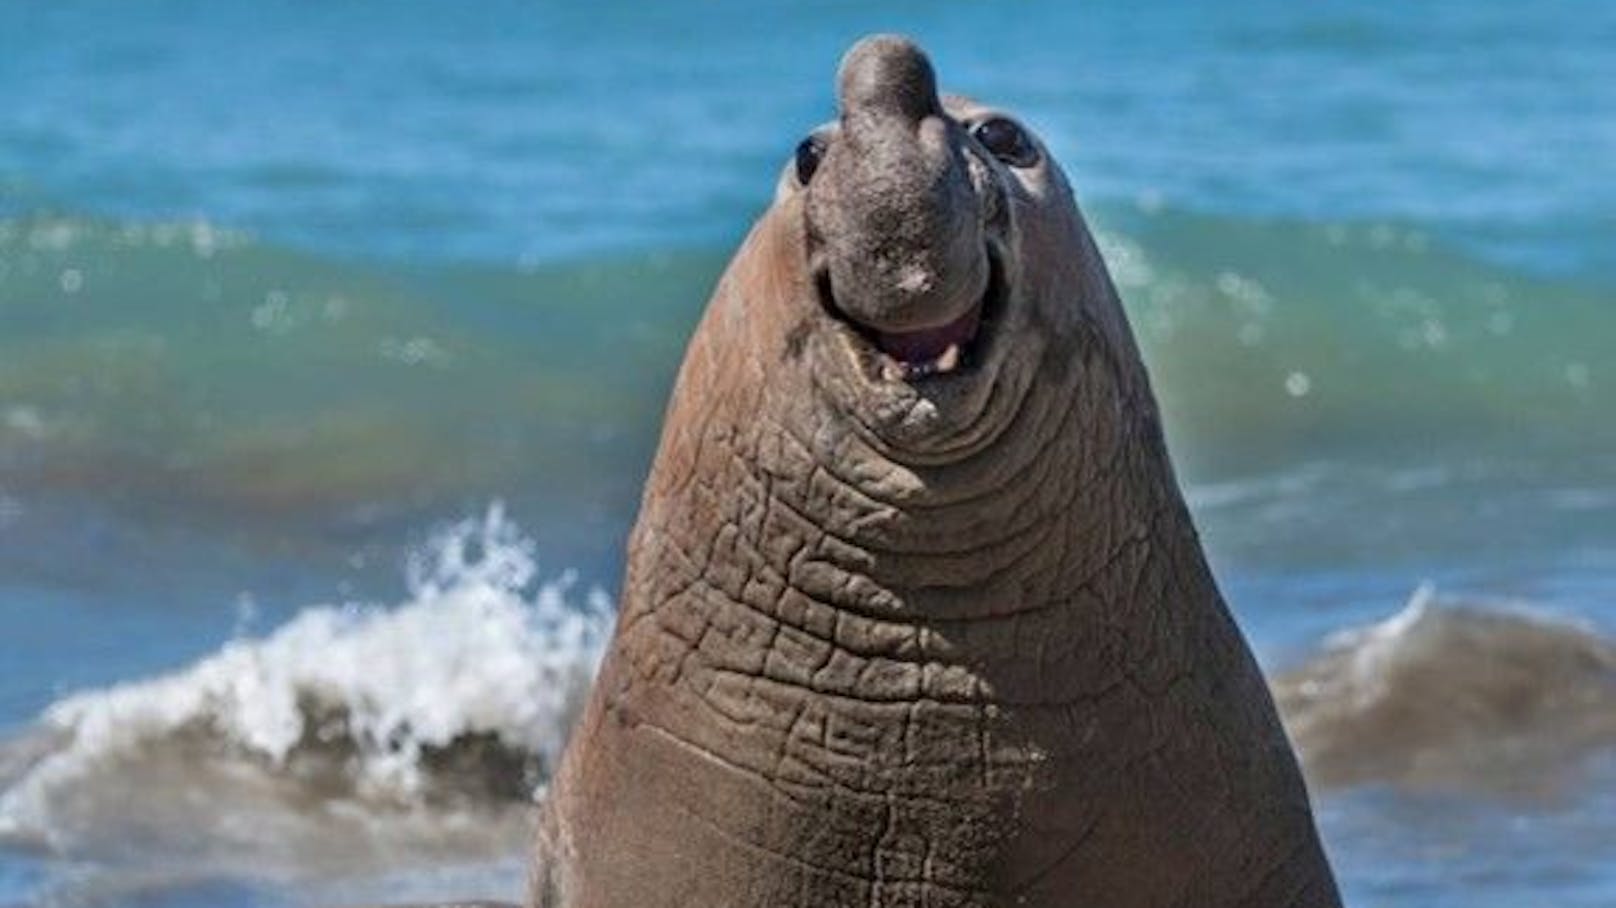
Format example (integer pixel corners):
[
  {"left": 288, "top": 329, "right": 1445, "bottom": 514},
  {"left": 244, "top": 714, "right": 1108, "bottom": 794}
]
[{"left": 878, "top": 342, "right": 964, "bottom": 382}]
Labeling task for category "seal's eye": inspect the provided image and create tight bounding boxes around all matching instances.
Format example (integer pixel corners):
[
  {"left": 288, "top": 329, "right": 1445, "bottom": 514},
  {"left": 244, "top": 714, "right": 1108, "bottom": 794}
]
[
  {"left": 794, "top": 136, "right": 826, "bottom": 185},
  {"left": 973, "top": 117, "right": 1038, "bottom": 168}
]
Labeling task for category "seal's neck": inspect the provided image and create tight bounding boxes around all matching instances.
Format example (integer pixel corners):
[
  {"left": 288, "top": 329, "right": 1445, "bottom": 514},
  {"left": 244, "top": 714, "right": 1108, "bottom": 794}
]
[{"left": 619, "top": 308, "right": 1213, "bottom": 712}]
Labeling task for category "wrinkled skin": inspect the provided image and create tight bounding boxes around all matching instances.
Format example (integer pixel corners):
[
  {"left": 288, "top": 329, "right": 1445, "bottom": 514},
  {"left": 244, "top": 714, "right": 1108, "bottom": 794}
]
[{"left": 533, "top": 35, "right": 1343, "bottom": 908}]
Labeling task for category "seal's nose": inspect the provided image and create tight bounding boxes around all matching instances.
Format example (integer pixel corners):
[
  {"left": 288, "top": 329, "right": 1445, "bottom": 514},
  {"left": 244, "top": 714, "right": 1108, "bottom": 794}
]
[
  {"left": 808, "top": 35, "right": 988, "bottom": 337},
  {"left": 836, "top": 35, "right": 942, "bottom": 123}
]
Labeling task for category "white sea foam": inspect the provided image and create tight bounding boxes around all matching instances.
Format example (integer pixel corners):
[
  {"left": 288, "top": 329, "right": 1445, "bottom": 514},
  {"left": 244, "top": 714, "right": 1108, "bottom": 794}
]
[{"left": 0, "top": 503, "right": 610, "bottom": 879}]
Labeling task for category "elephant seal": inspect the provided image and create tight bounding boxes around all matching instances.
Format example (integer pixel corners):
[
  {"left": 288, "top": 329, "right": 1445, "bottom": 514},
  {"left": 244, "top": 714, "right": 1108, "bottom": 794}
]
[{"left": 534, "top": 35, "right": 1343, "bottom": 908}]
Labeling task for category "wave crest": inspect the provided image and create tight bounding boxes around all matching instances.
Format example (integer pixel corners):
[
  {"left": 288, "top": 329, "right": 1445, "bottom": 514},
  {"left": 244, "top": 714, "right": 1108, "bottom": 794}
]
[
  {"left": 1276, "top": 584, "right": 1616, "bottom": 797},
  {"left": 0, "top": 504, "right": 608, "bottom": 877}
]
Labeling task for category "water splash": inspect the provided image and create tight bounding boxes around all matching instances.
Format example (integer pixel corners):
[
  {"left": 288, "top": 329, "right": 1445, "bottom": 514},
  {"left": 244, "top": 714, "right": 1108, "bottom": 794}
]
[{"left": 0, "top": 504, "right": 609, "bottom": 887}]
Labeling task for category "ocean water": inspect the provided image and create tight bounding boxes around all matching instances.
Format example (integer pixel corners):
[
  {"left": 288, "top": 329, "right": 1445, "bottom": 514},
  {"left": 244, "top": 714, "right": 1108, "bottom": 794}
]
[{"left": 0, "top": 1, "right": 1612, "bottom": 905}]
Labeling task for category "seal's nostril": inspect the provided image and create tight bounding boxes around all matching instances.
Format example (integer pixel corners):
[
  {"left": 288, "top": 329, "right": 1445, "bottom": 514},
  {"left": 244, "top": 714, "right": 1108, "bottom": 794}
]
[{"left": 836, "top": 34, "right": 940, "bottom": 122}]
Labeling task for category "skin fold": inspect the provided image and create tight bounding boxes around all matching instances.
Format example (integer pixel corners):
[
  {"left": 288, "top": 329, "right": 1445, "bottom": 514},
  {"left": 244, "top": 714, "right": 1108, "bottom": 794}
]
[{"left": 530, "top": 34, "right": 1344, "bottom": 908}]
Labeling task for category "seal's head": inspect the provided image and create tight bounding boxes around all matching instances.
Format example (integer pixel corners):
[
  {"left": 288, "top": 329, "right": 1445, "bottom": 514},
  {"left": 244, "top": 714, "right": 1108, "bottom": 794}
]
[
  {"left": 727, "top": 35, "right": 1136, "bottom": 465},
  {"left": 677, "top": 33, "right": 1148, "bottom": 487}
]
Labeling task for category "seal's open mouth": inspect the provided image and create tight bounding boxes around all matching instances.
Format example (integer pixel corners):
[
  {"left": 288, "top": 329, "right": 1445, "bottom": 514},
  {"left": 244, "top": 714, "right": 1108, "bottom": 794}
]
[{"left": 818, "top": 248, "right": 1005, "bottom": 382}]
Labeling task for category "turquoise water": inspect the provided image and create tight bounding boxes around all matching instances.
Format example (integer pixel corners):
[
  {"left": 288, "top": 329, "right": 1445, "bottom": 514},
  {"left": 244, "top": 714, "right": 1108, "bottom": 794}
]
[{"left": 1, "top": 1, "right": 1613, "bottom": 905}]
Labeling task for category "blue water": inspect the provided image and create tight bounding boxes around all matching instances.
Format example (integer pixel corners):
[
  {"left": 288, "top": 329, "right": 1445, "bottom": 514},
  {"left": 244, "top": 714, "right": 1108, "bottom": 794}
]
[
  {"left": 5, "top": 0, "right": 1615, "bottom": 276},
  {"left": 1, "top": 1, "right": 1612, "bottom": 905}
]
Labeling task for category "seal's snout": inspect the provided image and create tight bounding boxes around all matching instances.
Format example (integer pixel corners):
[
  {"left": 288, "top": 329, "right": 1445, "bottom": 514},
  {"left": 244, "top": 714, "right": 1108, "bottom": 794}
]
[
  {"left": 837, "top": 35, "right": 942, "bottom": 123},
  {"left": 809, "top": 35, "right": 998, "bottom": 381}
]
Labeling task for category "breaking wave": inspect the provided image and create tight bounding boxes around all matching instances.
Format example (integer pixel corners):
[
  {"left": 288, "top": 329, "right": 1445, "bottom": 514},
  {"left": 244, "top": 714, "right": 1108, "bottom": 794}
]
[
  {"left": 1277, "top": 584, "right": 1616, "bottom": 797},
  {"left": 0, "top": 504, "right": 609, "bottom": 888}
]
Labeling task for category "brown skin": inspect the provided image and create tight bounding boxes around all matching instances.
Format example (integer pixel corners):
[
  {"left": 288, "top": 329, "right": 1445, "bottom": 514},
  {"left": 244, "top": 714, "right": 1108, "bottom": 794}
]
[{"left": 533, "top": 35, "right": 1342, "bottom": 908}]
